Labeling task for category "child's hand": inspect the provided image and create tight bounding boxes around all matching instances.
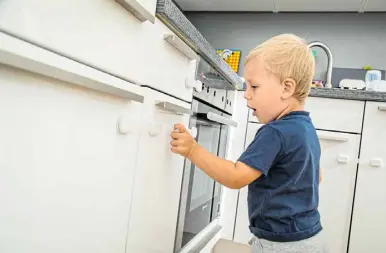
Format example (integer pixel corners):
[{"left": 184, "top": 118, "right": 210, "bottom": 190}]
[{"left": 170, "top": 124, "right": 198, "bottom": 158}]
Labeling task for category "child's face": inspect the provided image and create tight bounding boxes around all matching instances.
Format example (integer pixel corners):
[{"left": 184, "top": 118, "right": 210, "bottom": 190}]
[{"left": 244, "top": 58, "right": 287, "bottom": 124}]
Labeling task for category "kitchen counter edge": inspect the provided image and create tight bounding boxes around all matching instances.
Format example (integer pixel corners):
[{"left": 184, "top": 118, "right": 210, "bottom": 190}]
[{"left": 309, "top": 88, "right": 386, "bottom": 102}]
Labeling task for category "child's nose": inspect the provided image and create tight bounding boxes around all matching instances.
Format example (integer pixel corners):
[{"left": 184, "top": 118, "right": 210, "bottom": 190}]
[{"left": 244, "top": 91, "right": 251, "bottom": 100}]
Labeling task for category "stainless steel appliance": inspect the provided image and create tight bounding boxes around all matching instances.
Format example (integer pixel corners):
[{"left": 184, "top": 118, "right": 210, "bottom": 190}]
[{"left": 174, "top": 98, "right": 237, "bottom": 252}]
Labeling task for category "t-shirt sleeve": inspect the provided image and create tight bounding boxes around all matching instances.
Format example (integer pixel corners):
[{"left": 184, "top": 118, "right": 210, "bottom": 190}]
[{"left": 238, "top": 125, "right": 283, "bottom": 176}]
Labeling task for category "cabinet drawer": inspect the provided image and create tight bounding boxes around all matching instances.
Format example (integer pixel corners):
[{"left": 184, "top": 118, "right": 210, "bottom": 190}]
[
  {"left": 126, "top": 88, "right": 191, "bottom": 253},
  {"left": 305, "top": 97, "right": 364, "bottom": 133},
  {"left": 0, "top": 0, "right": 195, "bottom": 101}
]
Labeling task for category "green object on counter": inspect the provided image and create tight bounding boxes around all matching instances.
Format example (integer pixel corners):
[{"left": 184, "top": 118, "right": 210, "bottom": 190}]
[{"left": 363, "top": 66, "right": 373, "bottom": 70}]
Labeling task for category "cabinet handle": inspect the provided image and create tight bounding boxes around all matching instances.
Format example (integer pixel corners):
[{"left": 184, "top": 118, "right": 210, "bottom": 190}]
[
  {"left": 116, "top": 116, "right": 143, "bottom": 135},
  {"left": 378, "top": 106, "right": 386, "bottom": 111},
  {"left": 207, "top": 112, "right": 238, "bottom": 127},
  {"left": 0, "top": 32, "right": 144, "bottom": 103},
  {"left": 115, "top": 0, "right": 156, "bottom": 23},
  {"left": 337, "top": 154, "right": 349, "bottom": 164},
  {"left": 155, "top": 101, "right": 193, "bottom": 115},
  {"left": 163, "top": 34, "right": 198, "bottom": 60},
  {"left": 370, "top": 158, "right": 384, "bottom": 168},
  {"left": 317, "top": 134, "right": 348, "bottom": 142},
  {"left": 148, "top": 122, "right": 162, "bottom": 137}
]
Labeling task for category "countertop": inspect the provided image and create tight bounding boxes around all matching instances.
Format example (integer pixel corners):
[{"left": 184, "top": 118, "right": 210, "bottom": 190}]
[
  {"left": 156, "top": 0, "right": 244, "bottom": 90},
  {"left": 309, "top": 88, "right": 386, "bottom": 102}
]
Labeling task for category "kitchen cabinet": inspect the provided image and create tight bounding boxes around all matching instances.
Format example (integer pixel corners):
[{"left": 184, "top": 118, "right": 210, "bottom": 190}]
[
  {"left": 0, "top": 0, "right": 197, "bottom": 101},
  {"left": 0, "top": 64, "right": 143, "bottom": 253},
  {"left": 305, "top": 97, "right": 364, "bottom": 134},
  {"left": 317, "top": 130, "right": 360, "bottom": 253},
  {"left": 126, "top": 88, "right": 191, "bottom": 253},
  {"left": 233, "top": 122, "right": 262, "bottom": 245},
  {"left": 349, "top": 102, "right": 386, "bottom": 253}
]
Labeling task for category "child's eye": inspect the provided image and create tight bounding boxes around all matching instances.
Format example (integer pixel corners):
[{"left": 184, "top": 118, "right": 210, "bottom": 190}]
[{"left": 251, "top": 85, "right": 259, "bottom": 89}]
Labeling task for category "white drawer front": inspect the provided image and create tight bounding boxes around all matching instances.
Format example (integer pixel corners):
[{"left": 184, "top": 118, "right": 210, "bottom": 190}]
[
  {"left": 305, "top": 97, "right": 364, "bottom": 133},
  {"left": 0, "top": 0, "right": 195, "bottom": 101},
  {"left": 126, "top": 88, "right": 191, "bottom": 253}
]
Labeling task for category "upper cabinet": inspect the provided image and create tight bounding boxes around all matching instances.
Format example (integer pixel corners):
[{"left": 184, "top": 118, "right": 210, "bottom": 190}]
[
  {"left": 175, "top": 0, "right": 274, "bottom": 11},
  {"left": 275, "top": 0, "right": 363, "bottom": 12},
  {"left": 364, "top": 0, "right": 386, "bottom": 11}
]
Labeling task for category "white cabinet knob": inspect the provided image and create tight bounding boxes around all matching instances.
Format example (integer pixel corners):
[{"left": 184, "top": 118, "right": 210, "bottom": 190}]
[
  {"left": 370, "top": 158, "right": 384, "bottom": 168},
  {"left": 149, "top": 123, "right": 162, "bottom": 137},
  {"left": 189, "top": 127, "right": 198, "bottom": 138},
  {"left": 185, "top": 78, "right": 202, "bottom": 92},
  {"left": 337, "top": 154, "right": 349, "bottom": 164},
  {"left": 117, "top": 116, "right": 141, "bottom": 135}
]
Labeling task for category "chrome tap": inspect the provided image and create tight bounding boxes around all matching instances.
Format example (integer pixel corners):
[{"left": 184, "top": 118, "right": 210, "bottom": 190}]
[{"left": 308, "top": 41, "right": 333, "bottom": 88}]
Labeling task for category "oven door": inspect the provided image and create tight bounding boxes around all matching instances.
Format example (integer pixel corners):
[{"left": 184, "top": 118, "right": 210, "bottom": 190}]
[{"left": 175, "top": 111, "right": 235, "bottom": 252}]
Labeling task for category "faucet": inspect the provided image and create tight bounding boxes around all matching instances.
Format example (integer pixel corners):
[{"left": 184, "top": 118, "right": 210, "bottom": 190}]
[{"left": 308, "top": 41, "right": 333, "bottom": 88}]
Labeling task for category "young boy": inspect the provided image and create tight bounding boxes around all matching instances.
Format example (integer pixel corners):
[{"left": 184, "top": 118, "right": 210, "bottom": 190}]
[{"left": 170, "top": 34, "right": 326, "bottom": 253}]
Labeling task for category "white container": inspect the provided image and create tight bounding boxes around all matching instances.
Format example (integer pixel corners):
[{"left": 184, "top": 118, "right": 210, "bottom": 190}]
[{"left": 365, "top": 70, "right": 382, "bottom": 90}]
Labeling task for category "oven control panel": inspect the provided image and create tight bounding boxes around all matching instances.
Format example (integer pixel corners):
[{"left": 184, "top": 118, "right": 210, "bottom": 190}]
[{"left": 193, "top": 82, "right": 234, "bottom": 114}]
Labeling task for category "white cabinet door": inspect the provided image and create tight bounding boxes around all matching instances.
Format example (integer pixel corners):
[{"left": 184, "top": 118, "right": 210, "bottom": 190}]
[
  {"left": 349, "top": 102, "right": 386, "bottom": 253},
  {"left": 0, "top": 65, "right": 143, "bottom": 253},
  {"left": 126, "top": 88, "right": 191, "bottom": 253},
  {"left": 317, "top": 130, "right": 360, "bottom": 253},
  {"left": 233, "top": 123, "right": 262, "bottom": 245}
]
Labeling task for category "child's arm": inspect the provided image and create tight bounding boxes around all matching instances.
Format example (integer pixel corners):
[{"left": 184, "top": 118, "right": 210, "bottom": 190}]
[
  {"left": 319, "top": 168, "right": 323, "bottom": 183},
  {"left": 170, "top": 124, "right": 262, "bottom": 189}
]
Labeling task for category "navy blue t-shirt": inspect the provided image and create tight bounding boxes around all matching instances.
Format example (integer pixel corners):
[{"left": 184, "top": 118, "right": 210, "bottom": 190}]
[{"left": 238, "top": 111, "right": 322, "bottom": 242}]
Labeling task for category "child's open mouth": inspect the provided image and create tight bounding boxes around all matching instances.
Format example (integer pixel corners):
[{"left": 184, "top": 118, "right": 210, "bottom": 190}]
[{"left": 248, "top": 106, "right": 257, "bottom": 116}]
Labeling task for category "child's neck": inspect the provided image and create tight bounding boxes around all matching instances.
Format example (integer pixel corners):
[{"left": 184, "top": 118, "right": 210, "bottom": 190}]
[{"left": 276, "top": 101, "right": 304, "bottom": 120}]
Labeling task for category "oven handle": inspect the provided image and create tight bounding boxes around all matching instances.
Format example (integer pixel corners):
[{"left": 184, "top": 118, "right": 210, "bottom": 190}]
[{"left": 207, "top": 112, "right": 238, "bottom": 127}]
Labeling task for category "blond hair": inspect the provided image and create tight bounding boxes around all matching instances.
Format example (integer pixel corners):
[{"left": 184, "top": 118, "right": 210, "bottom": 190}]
[{"left": 245, "top": 34, "right": 315, "bottom": 102}]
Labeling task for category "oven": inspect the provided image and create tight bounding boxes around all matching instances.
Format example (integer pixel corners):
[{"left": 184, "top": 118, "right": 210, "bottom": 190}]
[{"left": 174, "top": 98, "right": 237, "bottom": 252}]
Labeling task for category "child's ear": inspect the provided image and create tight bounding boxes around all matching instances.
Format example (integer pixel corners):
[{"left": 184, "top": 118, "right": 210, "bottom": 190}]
[{"left": 281, "top": 78, "right": 296, "bottom": 100}]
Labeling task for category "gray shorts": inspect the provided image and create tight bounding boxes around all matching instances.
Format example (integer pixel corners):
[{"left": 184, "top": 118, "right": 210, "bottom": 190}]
[{"left": 251, "top": 232, "right": 328, "bottom": 253}]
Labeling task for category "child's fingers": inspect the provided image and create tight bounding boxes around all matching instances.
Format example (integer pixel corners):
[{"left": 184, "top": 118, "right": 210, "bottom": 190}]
[
  {"left": 171, "top": 131, "right": 185, "bottom": 139},
  {"left": 174, "top": 123, "right": 187, "bottom": 133},
  {"left": 170, "top": 140, "right": 179, "bottom": 146}
]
